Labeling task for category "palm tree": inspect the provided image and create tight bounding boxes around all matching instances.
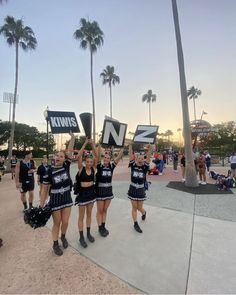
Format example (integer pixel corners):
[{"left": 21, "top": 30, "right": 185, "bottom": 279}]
[
  {"left": 74, "top": 18, "right": 104, "bottom": 141},
  {"left": 100, "top": 65, "right": 120, "bottom": 118},
  {"left": 177, "top": 128, "right": 182, "bottom": 147},
  {"left": 165, "top": 129, "right": 173, "bottom": 146},
  {"left": 171, "top": 0, "right": 198, "bottom": 187},
  {"left": 187, "top": 86, "right": 202, "bottom": 121},
  {"left": 142, "top": 89, "right": 157, "bottom": 125},
  {"left": 0, "top": 16, "right": 37, "bottom": 164}
]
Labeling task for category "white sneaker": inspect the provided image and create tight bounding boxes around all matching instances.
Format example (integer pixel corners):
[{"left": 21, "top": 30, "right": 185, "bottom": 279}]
[
  {"left": 159, "top": 173, "right": 163, "bottom": 176},
  {"left": 201, "top": 182, "right": 207, "bottom": 185},
  {"left": 182, "top": 178, "right": 185, "bottom": 182}
]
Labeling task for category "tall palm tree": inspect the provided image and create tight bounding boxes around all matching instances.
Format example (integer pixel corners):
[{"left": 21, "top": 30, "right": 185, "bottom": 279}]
[
  {"left": 165, "top": 129, "right": 173, "bottom": 145},
  {"left": 0, "top": 16, "right": 37, "bottom": 164},
  {"left": 100, "top": 65, "right": 120, "bottom": 118},
  {"left": 142, "top": 89, "right": 157, "bottom": 125},
  {"left": 171, "top": 0, "right": 198, "bottom": 187},
  {"left": 74, "top": 18, "right": 104, "bottom": 141},
  {"left": 187, "top": 86, "right": 202, "bottom": 122}
]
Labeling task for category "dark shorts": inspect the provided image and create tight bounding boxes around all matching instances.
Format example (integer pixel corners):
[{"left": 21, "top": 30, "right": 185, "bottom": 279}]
[
  {"left": 20, "top": 180, "right": 35, "bottom": 193},
  {"left": 231, "top": 163, "right": 236, "bottom": 170},
  {"left": 96, "top": 186, "right": 114, "bottom": 201},
  {"left": 75, "top": 186, "right": 96, "bottom": 206},
  {"left": 48, "top": 191, "right": 73, "bottom": 212},
  {"left": 127, "top": 185, "right": 147, "bottom": 201}
]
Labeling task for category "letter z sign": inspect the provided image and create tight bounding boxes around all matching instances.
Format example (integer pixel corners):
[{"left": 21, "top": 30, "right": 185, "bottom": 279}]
[
  {"left": 47, "top": 111, "right": 80, "bottom": 134},
  {"left": 101, "top": 120, "right": 127, "bottom": 147},
  {"left": 133, "top": 125, "right": 159, "bottom": 144}
]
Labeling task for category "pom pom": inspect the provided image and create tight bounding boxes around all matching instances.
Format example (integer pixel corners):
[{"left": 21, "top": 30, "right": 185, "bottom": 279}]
[{"left": 24, "top": 205, "right": 52, "bottom": 229}]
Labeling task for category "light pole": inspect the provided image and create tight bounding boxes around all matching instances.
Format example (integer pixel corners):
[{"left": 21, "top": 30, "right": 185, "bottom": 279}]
[{"left": 43, "top": 106, "right": 49, "bottom": 159}]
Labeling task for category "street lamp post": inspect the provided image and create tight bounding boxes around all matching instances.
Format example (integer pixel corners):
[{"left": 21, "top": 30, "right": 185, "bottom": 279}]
[{"left": 43, "top": 106, "right": 49, "bottom": 159}]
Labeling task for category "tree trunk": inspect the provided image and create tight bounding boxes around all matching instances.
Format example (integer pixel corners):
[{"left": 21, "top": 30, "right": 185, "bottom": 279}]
[
  {"left": 171, "top": 0, "right": 198, "bottom": 187},
  {"left": 149, "top": 101, "right": 151, "bottom": 125},
  {"left": 109, "top": 83, "right": 113, "bottom": 118},
  {"left": 90, "top": 48, "right": 96, "bottom": 142},
  {"left": 7, "top": 42, "right": 19, "bottom": 170}
]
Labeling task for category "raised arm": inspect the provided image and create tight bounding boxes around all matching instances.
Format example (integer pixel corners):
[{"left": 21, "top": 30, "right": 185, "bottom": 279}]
[
  {"left": 66, "top": 132, "right": 76, "bottom": 159},
  {"left": 145, "top": 144, "right": 152, "bottom": 164},
  {"left": 97, "top": 144, "right": 102, "bottom": 163},
  {"left": 88, "top": 139, "right": 98, "bottom": 169},
  {"left": 114, "top": 148, "right": 124, "bottom": 165},
  {"left": 77, "top": 138, "right": 88, "bottom": 169},
  {"left": 129, "top": 143, "right": 133, "bottom": 161}
]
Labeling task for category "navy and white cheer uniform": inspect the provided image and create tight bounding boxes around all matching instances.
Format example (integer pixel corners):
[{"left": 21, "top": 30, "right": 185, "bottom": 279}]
[
  {"left": 19, "top": 160, "right": 36, "bottom": 193},
  {"left": 74, "top": 167, "right": 96, "bottom": 206},
  {"left": 37, "top": 164, "right": 50, "bottom": 185},
  {"left": 48, "top": 166, "right": 73, "bottom": 211},
  {"left": 96, "top": 162, "right": 116, "bottom": 201},
  {"left": 127, "top": 160, "right": 150, "bottom": 201},
  {"left": 10, "top": 158, "right": 17, "bottom": 169}
]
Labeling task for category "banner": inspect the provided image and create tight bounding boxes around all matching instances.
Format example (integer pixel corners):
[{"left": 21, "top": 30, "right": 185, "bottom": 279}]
[
  {"left": 101, "top": 119, "right": 127, "bottom": 147},
  {"left": 47, "top": 111, "right": 80, "bottom": 134},
  {"left": 133, "top": 125, "right": 159, "bottom": 144}
]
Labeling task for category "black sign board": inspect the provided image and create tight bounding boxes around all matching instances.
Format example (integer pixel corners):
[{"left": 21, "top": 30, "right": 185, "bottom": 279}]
[
  {"left": 133, "top": 125, "right": 159, "bottom": 144},
  {"left": 101, "top": 119, "right": 127, "bottom": 147},
  {"left": 47, "top": 111, "right": 80, "bottom": 134}
]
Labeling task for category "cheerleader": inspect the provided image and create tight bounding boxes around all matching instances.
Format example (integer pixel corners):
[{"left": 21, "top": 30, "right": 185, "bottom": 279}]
[
  {"left": 37, "top": 155, "right": 50, "bottom": 207},
  {"left": 74, "top": 138, "right": 98, "bottom": 248},
  {"left": 128, "top": 143, "right": 152, "bottom": 233},
  {"left": 10, "top": 155, "right": 17, "bottom": 180},
  {"left": 96, "top": 145, "right": 123, "bottom": 237},
  {"left": 42, "top": 151, "right": 73, "bottom": 256},
  {"left": 15, "top": 152, "right": 37, "bottom": 210}
]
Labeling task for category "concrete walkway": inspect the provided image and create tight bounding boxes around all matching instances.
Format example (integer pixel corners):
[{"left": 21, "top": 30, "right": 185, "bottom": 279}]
[{"left": 48, "top": 164, "right": 236, "bottom": 294}]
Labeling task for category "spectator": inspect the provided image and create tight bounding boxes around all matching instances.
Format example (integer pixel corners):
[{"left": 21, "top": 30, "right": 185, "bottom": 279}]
[
  {"left": 173, "top": 151, "right": 179, "bottom": 172},
  {"left": 180, "top": 153, "right": 186, "bottom": 182},
  {"left": 205, "top": 151, "right": 211, "bottom": 172},
  {"left": 230, "top": 151, "right": 236, "bottom": 178},
  {"left": 197, "top": 152, "right": 207, "bottom": 184}
]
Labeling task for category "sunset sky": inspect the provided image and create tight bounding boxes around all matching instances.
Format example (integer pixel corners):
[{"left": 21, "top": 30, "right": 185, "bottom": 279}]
[{"left": 0, "top": 0, "right": 235, "bottom": 140}]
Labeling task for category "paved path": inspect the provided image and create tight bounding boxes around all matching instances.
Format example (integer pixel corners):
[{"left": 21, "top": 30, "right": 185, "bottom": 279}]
[{"left": 1, "top": 161, "right": 236, "bottom": 294}]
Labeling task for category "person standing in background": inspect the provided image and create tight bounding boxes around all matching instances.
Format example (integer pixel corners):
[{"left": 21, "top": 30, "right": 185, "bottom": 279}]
[
  {"left": 10, "top": 155, "right": 18, "bottom": 180},
  {"left": 173, "top": 151, "right": 179, "bottom": 172},
  {"left": 180, "top": 153, "right": 186, "bottom": 182},
  {"left": 230, "top": 151, "right": 236, "bottom": 178},
  {"left": 205, "top": 151, "right": 211, "bottom": 172},
  {"left": 15, "top": 151, "right": 37, "bottom": 211}
]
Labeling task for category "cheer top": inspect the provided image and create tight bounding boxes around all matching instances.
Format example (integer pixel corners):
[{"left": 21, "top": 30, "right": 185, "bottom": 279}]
[
  {"left": 76, "top": 166, "right": 95, "bottom": 183},
  {"left": 128, "top": 160, "right": 149, "bottom": 187},
  {"left": 37, "top": 164, "right": 50, "bottom": 184},
  {"left": 10, "top": 158, "right": 17, "bottom": 167},
  {"left": 19, "top": 160, "right": 35, "bottom": 183},
  {"left": 96, "top": 163, "right": 116, "bottom": 187},
  {"left": 48, "top": 166, "right": 72, "bottom": 195}
]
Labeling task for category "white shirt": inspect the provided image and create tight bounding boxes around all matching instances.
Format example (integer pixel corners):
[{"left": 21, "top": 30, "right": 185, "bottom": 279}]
[{"left": 230, "top": 155, "right": 236, "bottom": 164}]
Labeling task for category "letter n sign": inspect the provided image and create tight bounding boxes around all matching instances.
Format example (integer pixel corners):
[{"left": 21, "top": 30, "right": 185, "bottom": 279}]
[
  {"left": 101, "top": 120, "right": 127, "bottom": 147},
  {"left": 133, "top": 125, "right": 159, "bottom": 144}
]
